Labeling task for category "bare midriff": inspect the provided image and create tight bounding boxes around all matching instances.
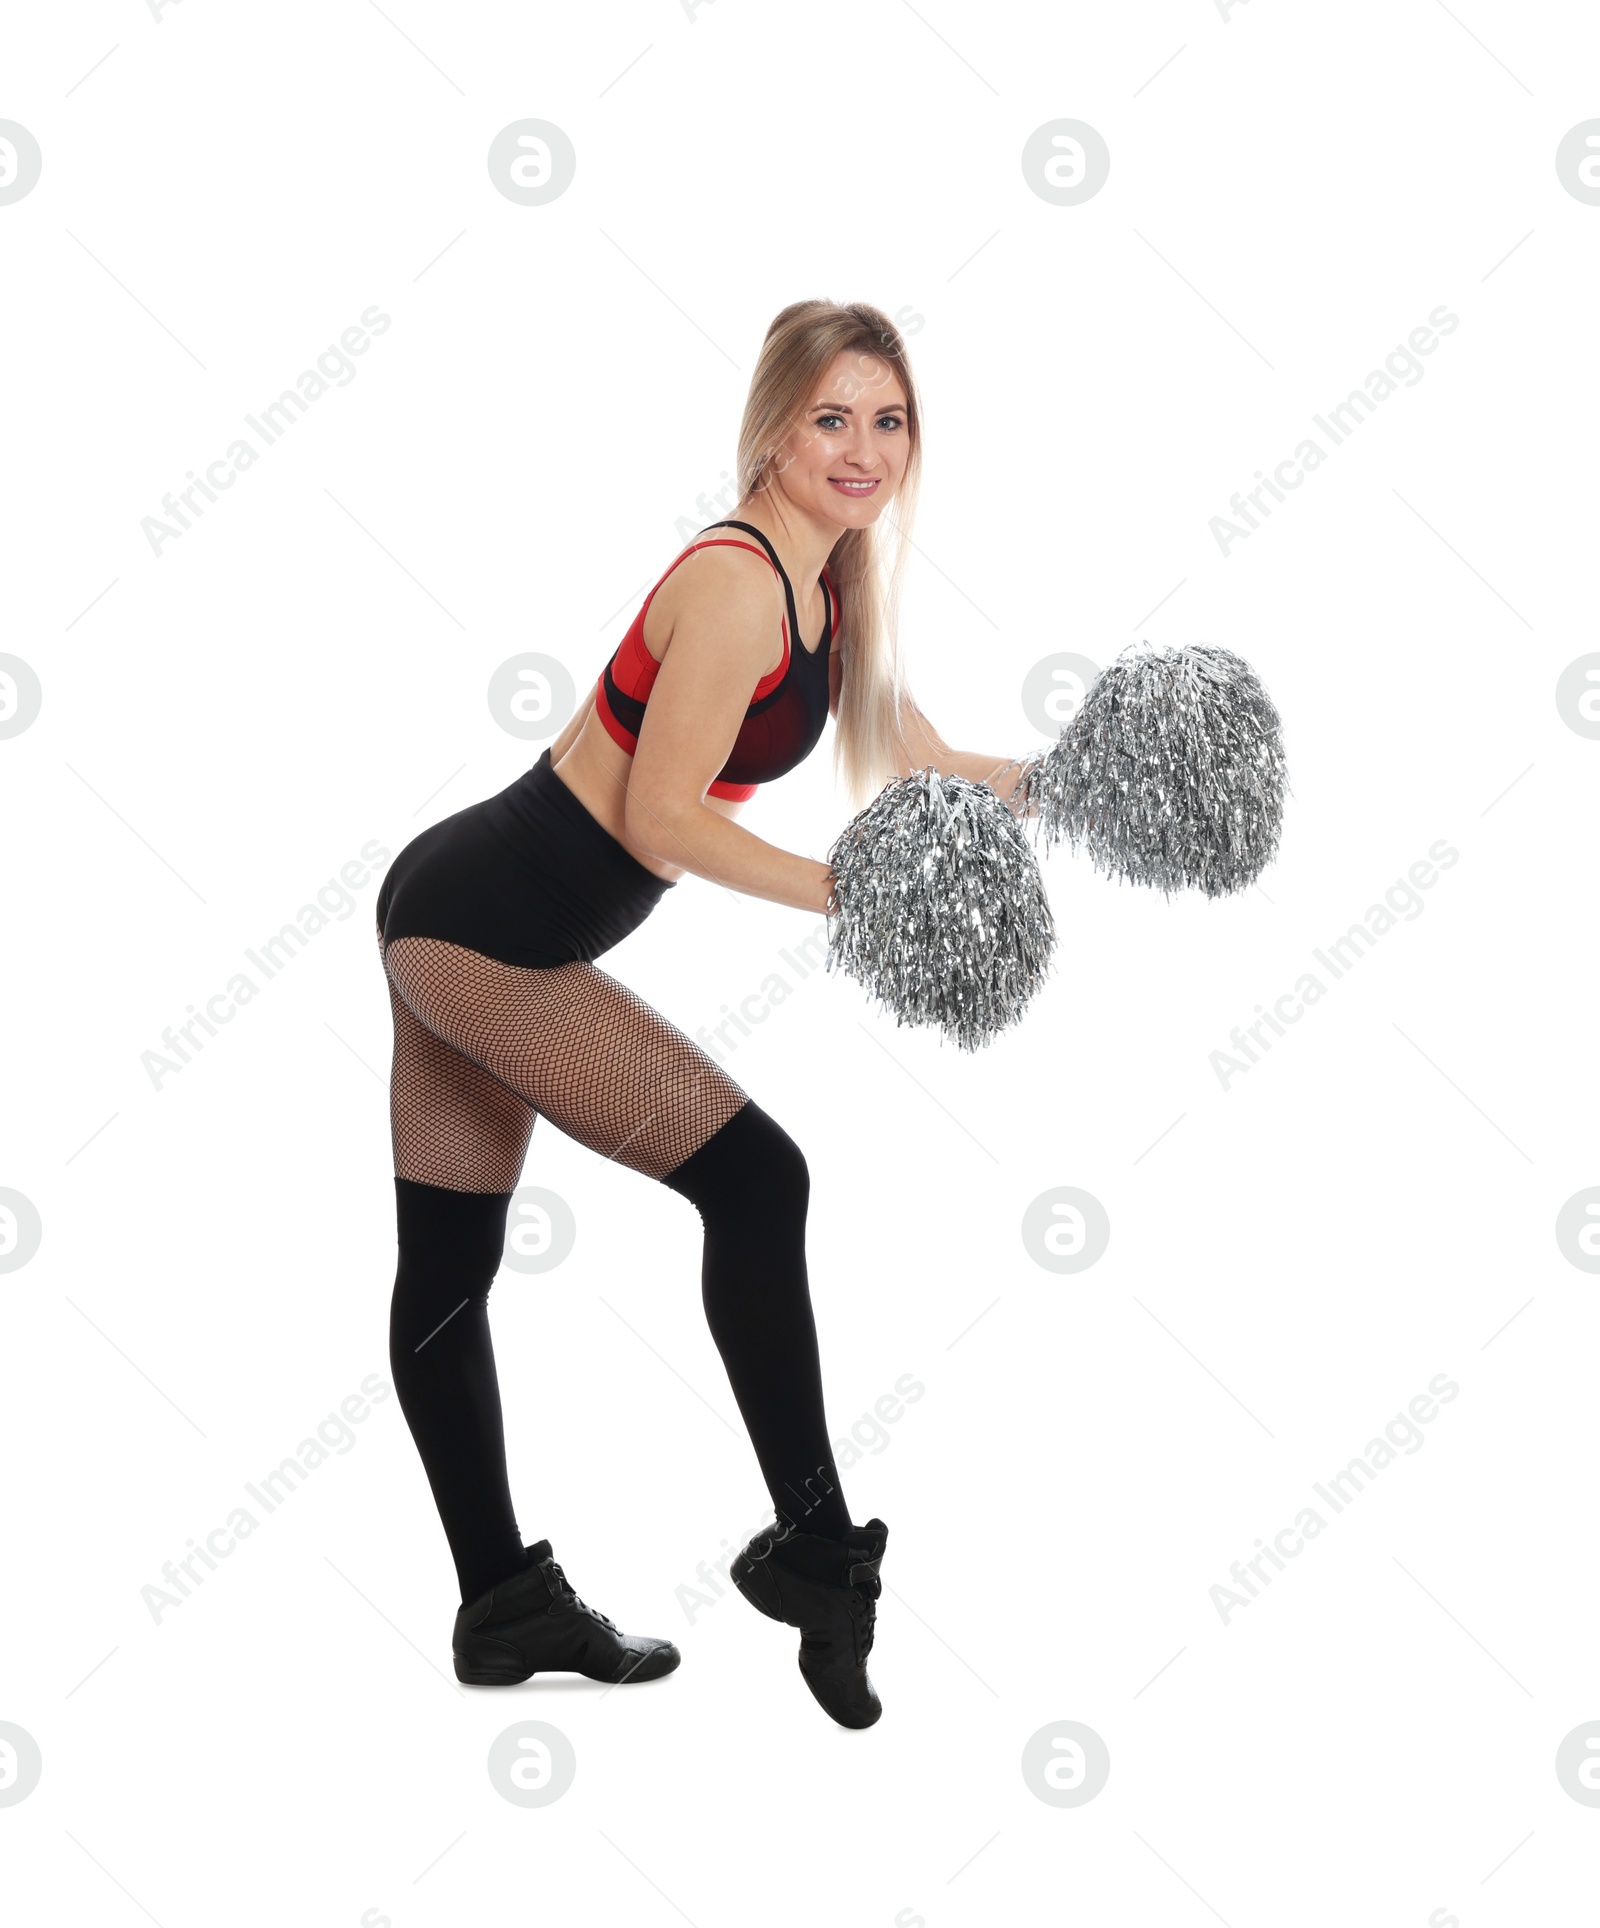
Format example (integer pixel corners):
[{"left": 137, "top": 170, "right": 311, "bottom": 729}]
[{"left": 547, "top": 686, "right": 747, "bottom": 885}]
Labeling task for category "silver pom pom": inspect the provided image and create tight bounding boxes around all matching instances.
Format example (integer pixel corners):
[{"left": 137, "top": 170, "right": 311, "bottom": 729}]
[
  {"left": 1015, "top": 643, "right": 1287, "bottom": 897},
  {"left": 825, "top": 767, "right": 1056, "bottom": 1052}
]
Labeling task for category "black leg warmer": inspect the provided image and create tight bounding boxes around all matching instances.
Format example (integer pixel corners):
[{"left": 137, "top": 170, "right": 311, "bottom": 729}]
[
  {"left": 661, "top": 1099, "right": 853, "bottom": 1542},
  {"left": 389, "top": 1177, "right": 527, "bottom": 1604}
]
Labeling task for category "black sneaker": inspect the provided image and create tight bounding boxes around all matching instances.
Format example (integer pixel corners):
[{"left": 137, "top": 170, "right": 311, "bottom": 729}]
[
  {"left": 452, "top": 1540, "right": 681, "bottom": 1687},
  {"left": 730, "top": 1518, "right": 889, "bottom": 1728}
]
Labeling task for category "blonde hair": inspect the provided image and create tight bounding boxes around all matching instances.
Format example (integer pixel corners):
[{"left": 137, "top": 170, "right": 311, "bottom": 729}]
[{"left": 734, "top": 299, "right": 947, "bottom": 810}]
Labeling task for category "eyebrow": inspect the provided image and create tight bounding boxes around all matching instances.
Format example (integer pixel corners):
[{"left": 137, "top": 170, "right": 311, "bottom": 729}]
[{"left": 810, "top": 399, "right": 907, "bottom": 413}]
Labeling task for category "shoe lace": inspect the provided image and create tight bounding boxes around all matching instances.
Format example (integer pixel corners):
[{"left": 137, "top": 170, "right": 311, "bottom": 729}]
[
  {"left": 851, "top": 1571, "right": 881, "bottom": 1662},
  {"left": 544, "top": 1557, "right": 617, "bottom": 1630}
]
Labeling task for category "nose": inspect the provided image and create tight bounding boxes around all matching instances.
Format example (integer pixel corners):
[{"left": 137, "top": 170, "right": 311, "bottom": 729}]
[{"left": 839, "top": 426, "right": 878, "bottom": 470}]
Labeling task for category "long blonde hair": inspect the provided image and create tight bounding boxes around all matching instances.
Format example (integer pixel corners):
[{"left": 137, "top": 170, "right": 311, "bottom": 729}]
[{"left": 734, "top": 299, "right": 946, "bottom": 810}]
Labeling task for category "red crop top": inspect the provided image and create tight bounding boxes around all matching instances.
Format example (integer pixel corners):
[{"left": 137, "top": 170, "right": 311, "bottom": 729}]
[{"left": 593, "top": 520, "right": 835, "bottom": 800}]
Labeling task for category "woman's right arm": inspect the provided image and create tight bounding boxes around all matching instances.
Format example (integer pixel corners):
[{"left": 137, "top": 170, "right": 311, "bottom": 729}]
[{"left": 622, "top": 550, "right": 837, "bottom": 917}]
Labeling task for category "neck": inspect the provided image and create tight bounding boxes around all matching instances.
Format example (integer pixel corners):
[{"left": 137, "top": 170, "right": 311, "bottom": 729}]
[{"left": 721, "top": 495, "right": 842, "bottom": 598}]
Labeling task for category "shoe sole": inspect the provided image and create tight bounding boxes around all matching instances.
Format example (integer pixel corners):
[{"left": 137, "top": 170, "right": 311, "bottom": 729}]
[
  {"left": 453, "top": 1650, "right": 681, "bottom": 1688},
  {"left": 455, "top": 1663, "right": 536, "bottom": 1686}
]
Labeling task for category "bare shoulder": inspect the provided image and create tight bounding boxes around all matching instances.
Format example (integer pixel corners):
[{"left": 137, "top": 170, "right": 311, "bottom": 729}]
[
  {"left": 642, "top": 533, "right": 785, "bottom": 663},
  {"left": 664, "top": 530, "right": 782, "bottom": 609}
]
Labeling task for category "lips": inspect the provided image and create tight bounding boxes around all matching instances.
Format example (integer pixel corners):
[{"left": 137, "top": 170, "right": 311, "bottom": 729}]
[{"left": 829, "top": 478, "right": 880, "bottom": 494}]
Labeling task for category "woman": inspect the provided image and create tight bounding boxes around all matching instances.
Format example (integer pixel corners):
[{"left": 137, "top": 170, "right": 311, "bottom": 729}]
[{"left": 375, "top": 298, "right": 1031, "bottom": 1729}]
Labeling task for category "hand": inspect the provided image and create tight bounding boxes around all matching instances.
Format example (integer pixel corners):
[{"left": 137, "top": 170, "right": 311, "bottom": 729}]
[{"left": 992, "top": 753, "right": 1043, "bottom": 820}]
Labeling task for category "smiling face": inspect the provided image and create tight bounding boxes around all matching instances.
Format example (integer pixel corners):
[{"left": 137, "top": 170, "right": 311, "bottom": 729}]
[{"left": 770, "top": 348, "right": 911, "bottom": 529}]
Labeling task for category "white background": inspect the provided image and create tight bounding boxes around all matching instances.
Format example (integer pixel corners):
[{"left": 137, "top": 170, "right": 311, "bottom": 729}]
[{"left": 3, "top": 3, "right": 1598, "bottom": 1924}]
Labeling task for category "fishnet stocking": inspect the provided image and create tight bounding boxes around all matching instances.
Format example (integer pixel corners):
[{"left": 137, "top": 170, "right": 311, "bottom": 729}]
[{"left": 378, "top": 929, "right": 751, "bottom": 1188}]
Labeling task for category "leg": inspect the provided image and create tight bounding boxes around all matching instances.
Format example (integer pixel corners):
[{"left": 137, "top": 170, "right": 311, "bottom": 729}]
[
  {"left": 382, "top": 936, "right": 853, "bottom": 1542},
  {"left": 382, "top": 944, "right": 537, "bottom": 1604},
  {"left": 661, "top": 1103, "right": 853, "bottom": 1540},
  {"left": 384, "top": 936, "right": 749, "bottom": 1180},
  {"left": 387, "top": 968, "right": 535, "bottom": 1191}
]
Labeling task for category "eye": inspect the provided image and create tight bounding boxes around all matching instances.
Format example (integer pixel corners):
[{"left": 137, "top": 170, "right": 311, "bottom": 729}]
[{"left": 876, "top": 413, "right": 904, "bottom": 432}]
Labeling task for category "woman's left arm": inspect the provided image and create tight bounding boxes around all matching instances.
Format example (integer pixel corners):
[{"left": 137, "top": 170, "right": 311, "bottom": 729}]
[{"left": 892, "top": 698, "right": 1037, "bottom": 818}]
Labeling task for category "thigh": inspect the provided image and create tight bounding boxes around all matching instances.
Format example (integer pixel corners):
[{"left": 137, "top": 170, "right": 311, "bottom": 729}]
[
  {"left": 382, "top": 937, "right": 536, "bottom": 1192},
  {"left": 382, "top": 935, "right": 749, "bottom": 1181}
]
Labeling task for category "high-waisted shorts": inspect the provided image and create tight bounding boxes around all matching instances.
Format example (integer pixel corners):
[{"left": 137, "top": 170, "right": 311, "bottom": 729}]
[{"left": 376, "top": 747, "right": 678, "bottom": 969}]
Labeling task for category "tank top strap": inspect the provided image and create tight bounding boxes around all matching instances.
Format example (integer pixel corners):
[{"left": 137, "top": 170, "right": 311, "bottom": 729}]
[
  {"left": 699, "top": 520, "right": 802, "bottom": 653},
  {"left": 623, "top": 529, "right": 784, "bottom": 653}
]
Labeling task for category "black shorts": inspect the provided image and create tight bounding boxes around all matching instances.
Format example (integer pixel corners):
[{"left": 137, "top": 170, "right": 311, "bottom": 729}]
[{"left": 376, "top": 747, "right": 677, "bottom": 969}]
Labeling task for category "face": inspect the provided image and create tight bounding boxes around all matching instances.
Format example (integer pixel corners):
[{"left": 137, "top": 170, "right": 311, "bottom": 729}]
[{"left": 770, "top": 348, "right": 911, "bottom": 528}]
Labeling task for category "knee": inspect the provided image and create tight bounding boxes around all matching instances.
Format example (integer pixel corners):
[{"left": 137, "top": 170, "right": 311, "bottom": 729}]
[
  {"left": 392, "top": 1178, "right": 511, "bottom": 1300},
  {"left": 661, "top": 1099, "right": 809, "bottom": 1224},
  {"left": 748, "top": 1103, "right": 809, "bottom": 1216}
]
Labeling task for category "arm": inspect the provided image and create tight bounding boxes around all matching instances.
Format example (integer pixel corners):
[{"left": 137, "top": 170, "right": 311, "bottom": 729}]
[
  {"left": 892, "top": 695, "right": 1039, "bottom": 818},
  {"left": 829, "top": 646, "right": 1036, "bottom": 816},
  {"left": 623, "top": 552, "right": 838, "bottom": 917}
]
